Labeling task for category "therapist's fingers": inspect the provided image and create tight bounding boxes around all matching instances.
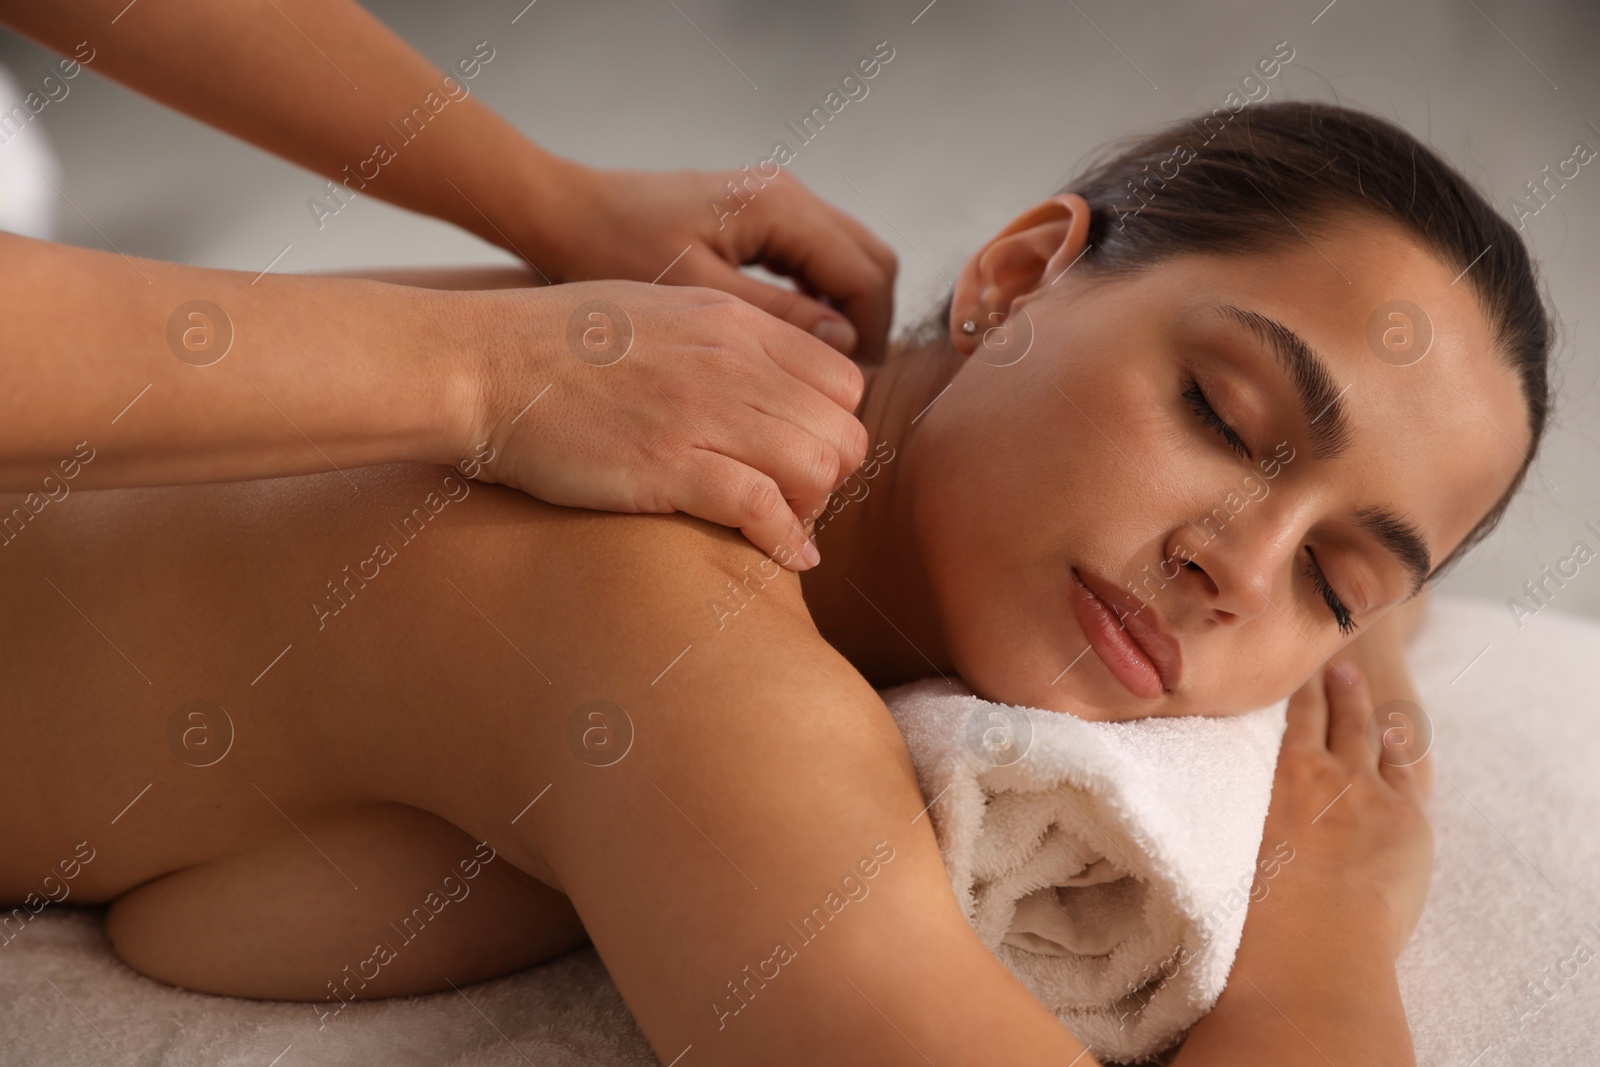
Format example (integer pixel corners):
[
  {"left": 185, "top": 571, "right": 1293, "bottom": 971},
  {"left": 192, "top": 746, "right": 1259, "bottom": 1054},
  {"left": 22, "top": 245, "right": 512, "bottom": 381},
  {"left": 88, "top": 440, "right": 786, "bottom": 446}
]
[
  {"left": 668, "top": 449, "right": 817, "bottom": 571},
  {"left": 816, "top": 196, "right": 899, "bottom": 298},
  {"left": 712, "top": 172, "right": 897, "bottom": 363},
  {"left": 676, "top": 257, "right": 867, "bottom": 415},
  {"left": 688, "top": 254, "right": 860, "bottom": 359},
  {"left": 752, "top": 196, "right": 895, "bottom": 363}
]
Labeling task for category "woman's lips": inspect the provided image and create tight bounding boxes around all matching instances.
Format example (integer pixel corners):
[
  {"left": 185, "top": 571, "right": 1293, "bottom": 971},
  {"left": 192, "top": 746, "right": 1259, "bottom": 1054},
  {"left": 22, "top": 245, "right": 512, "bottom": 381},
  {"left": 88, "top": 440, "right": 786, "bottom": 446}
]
[{"left": 1067, "top": 568, "right": 1182, "bottom": 699}]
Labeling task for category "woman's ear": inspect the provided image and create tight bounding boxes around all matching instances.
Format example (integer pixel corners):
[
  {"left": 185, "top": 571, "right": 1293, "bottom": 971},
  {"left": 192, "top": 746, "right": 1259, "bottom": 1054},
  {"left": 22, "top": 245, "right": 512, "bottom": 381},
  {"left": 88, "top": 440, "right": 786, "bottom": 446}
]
[{"left": 948, "top": 193, "right": 1091, "bottom": 356}]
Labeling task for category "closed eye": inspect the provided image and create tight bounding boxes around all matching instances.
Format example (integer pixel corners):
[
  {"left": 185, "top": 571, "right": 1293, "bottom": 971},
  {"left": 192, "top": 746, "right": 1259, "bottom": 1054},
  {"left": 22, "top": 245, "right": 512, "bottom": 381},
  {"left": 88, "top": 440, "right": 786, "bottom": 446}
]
[
  {"left": 1181, "top": 376, "right": 1250, "bottom": 460},
  {"left": 1303, "top": 546, "right": 1358, "bottom": 636}
]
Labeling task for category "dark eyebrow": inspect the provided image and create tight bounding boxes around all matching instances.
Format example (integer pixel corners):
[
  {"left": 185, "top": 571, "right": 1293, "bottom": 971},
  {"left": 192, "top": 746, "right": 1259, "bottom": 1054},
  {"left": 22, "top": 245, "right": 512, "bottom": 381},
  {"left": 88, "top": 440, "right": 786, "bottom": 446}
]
[
  {"left": 1212, "top": 304, "right": 1433, "bottom": 599},
  {"left": 1215, "top": 304, "right": 1351, "bottom": 461},
  {"left": 1355, "top": 506, "right": 1433, "bottom": 600}
]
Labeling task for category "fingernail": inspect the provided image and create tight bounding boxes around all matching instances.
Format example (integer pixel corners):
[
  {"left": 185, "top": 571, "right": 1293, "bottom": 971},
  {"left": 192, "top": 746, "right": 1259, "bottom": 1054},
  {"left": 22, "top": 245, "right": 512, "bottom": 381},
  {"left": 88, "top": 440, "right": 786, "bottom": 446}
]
[
  {"left": 813, "top": 317, "right": 856, "bottom": 353},
  {"left": 800, "top": 539, "right": 821, "bottom": 567},
  {"left": 1333, "top": 662, "right": 1362, "bottom": 685}
]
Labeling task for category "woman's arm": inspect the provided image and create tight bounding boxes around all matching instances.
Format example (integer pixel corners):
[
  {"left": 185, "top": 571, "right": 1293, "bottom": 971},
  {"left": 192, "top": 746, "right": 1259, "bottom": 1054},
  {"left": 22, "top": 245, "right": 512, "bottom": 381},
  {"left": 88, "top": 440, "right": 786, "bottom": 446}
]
[
  {"left": 1173, "top": 862, "right": 1411, "bottom": 1066},
  {"left": 0, "top": 0, "right": 895, "bottom": 354}
]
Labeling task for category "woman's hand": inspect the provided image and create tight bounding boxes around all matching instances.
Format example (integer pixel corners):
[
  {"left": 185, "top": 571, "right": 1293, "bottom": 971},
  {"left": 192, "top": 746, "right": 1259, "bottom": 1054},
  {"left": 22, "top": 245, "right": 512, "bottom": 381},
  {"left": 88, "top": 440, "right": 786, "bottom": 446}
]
[
  {"left": 1337, "top": 588, "right": 1434, "bottom": 798},
  {"left": 458, "top": 280, "right": 871, "bottom": 569},
  {"left": 1173, "top": 661, "right": 1429, "bottom": 1063},
  {"left": 1261, "top": 661, "right": 1435, "bottom": 959},
  {"left": 527, "top": 164, "right": 899, "bottom": 363}
]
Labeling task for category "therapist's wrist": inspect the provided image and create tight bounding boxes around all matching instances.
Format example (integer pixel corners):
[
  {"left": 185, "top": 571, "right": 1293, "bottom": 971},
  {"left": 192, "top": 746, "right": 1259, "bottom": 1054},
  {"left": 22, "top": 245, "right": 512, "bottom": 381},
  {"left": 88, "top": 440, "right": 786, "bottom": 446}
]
[
  {"left": 499, "top": 149, "right": 594, "bottom": 279},
  {"left": 433, "top": 282, "right": 568, "bottom": 473},
  {"left": 408, "top": 101, "right": 583, "bottom": 282},
  {"left": 388, "top": 284, "right": 499, "bottom": 471},
  {"left": 441, "top": 127, "right": 590, "bottom": 282}
]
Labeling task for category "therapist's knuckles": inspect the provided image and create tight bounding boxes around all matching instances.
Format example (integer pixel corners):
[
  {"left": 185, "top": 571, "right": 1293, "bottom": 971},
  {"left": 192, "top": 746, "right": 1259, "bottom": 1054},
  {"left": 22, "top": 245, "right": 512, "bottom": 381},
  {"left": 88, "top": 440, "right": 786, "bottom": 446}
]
[
  {"left": 755, "top": 285, "right": 859, "bottom": 355},
  {"left": 463, "top": 280, "right": 867, "bottom": 537},
  {"left": 841, "top": 416, "right": 870, "bottom": 474},
  {"left": 796, "top": 439, "right": 842, "bottom": 500},
  {"left": 816, "top": 351, "right": 868, "bottom": 415}
]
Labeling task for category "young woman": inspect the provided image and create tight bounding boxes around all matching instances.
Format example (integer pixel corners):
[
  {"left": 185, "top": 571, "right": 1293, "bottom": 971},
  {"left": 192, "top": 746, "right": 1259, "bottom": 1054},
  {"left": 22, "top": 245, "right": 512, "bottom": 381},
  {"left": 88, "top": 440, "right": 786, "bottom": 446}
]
[{"left": 0, "top": 101, "right": 1553, "bottom": 1066}]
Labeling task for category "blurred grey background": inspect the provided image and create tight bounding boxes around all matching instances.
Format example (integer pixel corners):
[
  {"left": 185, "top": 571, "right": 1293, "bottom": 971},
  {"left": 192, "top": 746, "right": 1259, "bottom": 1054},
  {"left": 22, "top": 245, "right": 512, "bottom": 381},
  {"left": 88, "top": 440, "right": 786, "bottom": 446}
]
[{"left": 2, "top": 0, "right": 1598, "bottom": 628}]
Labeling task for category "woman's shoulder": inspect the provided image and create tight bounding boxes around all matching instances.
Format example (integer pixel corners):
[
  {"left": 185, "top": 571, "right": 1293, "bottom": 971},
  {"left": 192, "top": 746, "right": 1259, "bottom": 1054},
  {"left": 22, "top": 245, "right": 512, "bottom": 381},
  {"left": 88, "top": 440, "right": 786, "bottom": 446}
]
[{"left": 435, "top": 466, "right": 827, "bottom": 661}]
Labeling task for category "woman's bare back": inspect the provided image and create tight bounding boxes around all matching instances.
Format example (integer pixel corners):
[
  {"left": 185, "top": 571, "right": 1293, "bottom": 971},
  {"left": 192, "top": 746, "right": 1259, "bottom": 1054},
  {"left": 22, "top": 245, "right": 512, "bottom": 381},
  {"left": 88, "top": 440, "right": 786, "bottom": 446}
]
[{"left": 0, "top": 461, "right": 797, "bottom": 997}]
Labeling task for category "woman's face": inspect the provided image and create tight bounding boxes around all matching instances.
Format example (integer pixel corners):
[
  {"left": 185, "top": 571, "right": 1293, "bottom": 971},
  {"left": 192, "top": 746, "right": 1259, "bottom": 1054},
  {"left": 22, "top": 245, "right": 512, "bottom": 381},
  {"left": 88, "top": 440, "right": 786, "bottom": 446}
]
[{"left": 907, "top": 210, "right": 1530, "bottom": 720}]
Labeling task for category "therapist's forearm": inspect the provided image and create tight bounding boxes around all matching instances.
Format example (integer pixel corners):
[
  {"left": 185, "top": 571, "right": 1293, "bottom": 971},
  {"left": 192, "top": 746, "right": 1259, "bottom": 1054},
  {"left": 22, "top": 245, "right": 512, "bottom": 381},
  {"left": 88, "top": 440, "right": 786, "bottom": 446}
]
[
  {"left": 0, "top": 231, "right": 477, "bottom": 491},
  {"left": 0, "top": 0, "right": 575, "bottom": 268}
]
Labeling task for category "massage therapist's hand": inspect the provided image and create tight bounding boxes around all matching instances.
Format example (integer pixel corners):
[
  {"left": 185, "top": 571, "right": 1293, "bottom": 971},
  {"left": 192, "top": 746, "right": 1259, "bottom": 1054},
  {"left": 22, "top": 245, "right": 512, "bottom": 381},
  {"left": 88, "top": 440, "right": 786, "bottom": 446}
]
[
  {"left": 0, "top": 1, "right": 890, "bottom": 554},
  {"left": 460, "top": 280, "right": 870, "bottom": 570},
  {"left": 529, "top": 164, "right": 899, "bottom": 363}
]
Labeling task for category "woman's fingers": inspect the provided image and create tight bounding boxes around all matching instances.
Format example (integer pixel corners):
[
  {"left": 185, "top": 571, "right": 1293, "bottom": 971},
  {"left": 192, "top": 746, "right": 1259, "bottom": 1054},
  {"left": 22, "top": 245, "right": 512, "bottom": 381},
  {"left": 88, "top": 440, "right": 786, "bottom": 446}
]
[
  {"left": 1324, "top": 661, "right": 1379, "bottom": 769},
  {"left": 1283, "top": 665, "right": 1332, "bottom": 752},
  {"left": 1379, "top": 752, "right": 1427, "bottom": 808},
  {"left": 668, "top": 449, "right": 816, "bottom": 570},
  {"left": 1377, "top": 718, "right": 1434, "bottom": 805}
]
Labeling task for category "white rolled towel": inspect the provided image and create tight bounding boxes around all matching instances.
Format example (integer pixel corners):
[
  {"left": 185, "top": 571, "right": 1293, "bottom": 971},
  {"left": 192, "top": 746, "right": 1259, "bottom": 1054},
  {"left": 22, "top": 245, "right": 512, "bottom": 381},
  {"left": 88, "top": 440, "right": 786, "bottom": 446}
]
[{"left": 883, "top": 678, "right": 1290, "bottom": 1062}]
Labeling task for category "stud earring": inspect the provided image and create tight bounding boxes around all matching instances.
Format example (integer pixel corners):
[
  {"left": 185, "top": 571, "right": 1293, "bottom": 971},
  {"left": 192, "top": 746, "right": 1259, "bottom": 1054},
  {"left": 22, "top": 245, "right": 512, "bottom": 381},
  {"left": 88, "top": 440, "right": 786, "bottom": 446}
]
[{"left": 960, "top": 318, "right": 978, "bottom": 335}]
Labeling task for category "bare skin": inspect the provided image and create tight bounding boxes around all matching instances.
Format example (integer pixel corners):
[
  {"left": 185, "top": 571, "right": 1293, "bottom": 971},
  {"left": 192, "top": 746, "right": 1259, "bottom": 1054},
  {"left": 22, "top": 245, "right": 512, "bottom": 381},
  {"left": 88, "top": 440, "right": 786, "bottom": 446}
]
[
  {"left": 0, "top": 463, "right": 1425, "bottom": 1067},
  {"left": 0, "top": 202, "right": 1526, "bottom": 1064}
]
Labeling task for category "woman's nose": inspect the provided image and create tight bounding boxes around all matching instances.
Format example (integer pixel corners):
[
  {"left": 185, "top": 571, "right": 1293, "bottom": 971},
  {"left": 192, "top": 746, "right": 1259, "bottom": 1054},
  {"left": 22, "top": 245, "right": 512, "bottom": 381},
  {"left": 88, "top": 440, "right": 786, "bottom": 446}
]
[{"left": 1169, "top": 521, "right": 1281, "bottom": 625}]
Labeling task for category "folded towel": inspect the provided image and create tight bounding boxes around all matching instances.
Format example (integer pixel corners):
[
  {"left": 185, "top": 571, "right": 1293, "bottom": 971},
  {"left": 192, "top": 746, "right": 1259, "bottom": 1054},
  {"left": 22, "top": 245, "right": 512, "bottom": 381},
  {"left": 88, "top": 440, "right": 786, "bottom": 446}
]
[{"left": 883, "top": 678, "right": 1289, "bottom": 1062}]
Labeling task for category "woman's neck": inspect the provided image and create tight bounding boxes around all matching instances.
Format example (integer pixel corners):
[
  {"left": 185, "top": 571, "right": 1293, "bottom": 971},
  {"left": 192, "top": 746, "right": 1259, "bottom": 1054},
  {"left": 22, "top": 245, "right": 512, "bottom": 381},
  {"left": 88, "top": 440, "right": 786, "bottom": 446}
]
[{"left": 798, "top": 335, "right": 964, "bottom": 687}]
